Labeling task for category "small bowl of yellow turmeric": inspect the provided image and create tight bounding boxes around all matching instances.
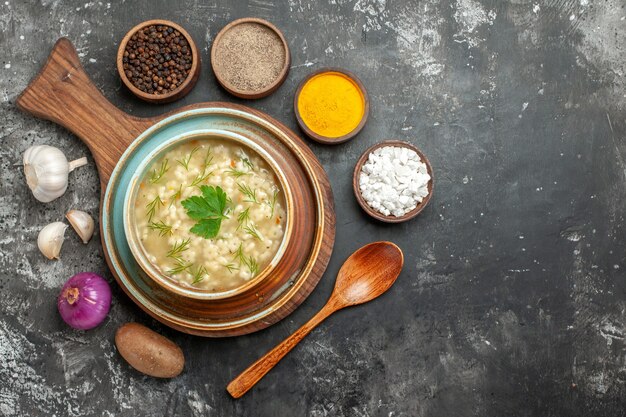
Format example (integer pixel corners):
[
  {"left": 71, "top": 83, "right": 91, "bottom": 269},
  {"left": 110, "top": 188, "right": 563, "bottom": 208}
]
[{"left": 294, "top": 68, "right": 369, "bottom": 145}]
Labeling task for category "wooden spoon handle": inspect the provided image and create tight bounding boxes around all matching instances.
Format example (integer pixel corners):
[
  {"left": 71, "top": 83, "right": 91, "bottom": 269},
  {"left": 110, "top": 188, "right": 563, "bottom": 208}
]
[
  {"left": 227, "top": 304, "right": 336, "bottom": 398},
  {"left": 16, "top": 38, "right": 153, "bottom": 186}
]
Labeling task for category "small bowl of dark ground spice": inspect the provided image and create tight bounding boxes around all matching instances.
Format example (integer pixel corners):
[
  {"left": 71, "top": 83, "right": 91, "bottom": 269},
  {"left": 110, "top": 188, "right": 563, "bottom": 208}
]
[
  {"left": 211, "top": 18, "right": 290, "bottom": 99},
  {"left": 117, "top": 19, "right": 200, "bottom": 103}
]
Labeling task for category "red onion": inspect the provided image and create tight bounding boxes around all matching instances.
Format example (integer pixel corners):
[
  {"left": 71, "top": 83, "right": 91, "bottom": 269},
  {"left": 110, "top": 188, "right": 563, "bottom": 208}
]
[{"left": 58, "top": 272, "right": 111, "bottom": 330}]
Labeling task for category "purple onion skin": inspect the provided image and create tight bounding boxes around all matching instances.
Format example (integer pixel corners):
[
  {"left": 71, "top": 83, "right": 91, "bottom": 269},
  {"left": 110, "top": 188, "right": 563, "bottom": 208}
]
[{"left": 58, "top": 272, "right": 112, "bottom": 330}]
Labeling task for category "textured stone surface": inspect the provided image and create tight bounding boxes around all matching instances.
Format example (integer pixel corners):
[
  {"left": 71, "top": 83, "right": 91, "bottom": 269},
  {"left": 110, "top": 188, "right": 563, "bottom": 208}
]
[{"left": 1, "top": 0, "right": 626, "bottom": 416}]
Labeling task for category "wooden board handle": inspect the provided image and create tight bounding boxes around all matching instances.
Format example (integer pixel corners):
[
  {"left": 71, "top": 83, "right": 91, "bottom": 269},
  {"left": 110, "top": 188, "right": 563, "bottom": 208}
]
[
  {"left": 16, "top": 38, "right": 153, "bottom": 185},
  {"left": 226, "top": 304, "right": 336, "bottom": 398}
]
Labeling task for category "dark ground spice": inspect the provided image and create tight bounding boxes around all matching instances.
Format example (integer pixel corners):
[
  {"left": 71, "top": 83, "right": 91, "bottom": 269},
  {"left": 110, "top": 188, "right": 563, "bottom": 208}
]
[
  {"left": 122, "top": 24, "right": 192, "bottom": 95},
  {"left": 213, "top": 22, "right": 286, "bottom": 92}
]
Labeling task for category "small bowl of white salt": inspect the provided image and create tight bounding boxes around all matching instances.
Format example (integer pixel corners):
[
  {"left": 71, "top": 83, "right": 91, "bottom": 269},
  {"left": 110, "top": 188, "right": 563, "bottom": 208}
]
[{"left": 353, "top": 140, "right": 433, "bottom": 223}]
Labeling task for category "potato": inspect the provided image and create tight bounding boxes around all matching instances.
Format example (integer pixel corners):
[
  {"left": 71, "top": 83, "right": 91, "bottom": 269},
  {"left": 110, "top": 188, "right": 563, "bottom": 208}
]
[{"left": 115, "top": 323, "right": 184, "bottom": 378}]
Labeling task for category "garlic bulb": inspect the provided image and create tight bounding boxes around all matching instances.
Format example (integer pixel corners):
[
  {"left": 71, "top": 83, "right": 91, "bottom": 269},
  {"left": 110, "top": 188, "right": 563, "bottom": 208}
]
[
  {"left": 66, "top": 210, "right": 94, "bottom": 244},
  {"left": 38, "top": 222, "right": 68, "bottom": 259},
  {"left": 23, "top": 145, "right": 88, "bottom": 203}
]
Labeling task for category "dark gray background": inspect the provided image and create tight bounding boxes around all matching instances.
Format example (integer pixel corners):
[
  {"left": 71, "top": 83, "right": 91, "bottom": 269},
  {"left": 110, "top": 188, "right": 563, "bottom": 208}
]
[{"left": 1, "top": 0, "right": 625, "bottom": 416}]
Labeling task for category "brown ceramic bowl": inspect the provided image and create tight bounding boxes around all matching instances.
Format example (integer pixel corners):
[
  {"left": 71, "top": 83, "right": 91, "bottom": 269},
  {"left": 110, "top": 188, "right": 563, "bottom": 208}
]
[
  {"left": 294, "top": 68, "right": 369, "bottom": 145},
  {"left": 211, "top": 18, "right": 290, "bottom": 99},
  {"left": 353, "top": 140, "right": 434, "bottom": 223},
  {"left": 117, "top": 19, "right": 201, "bottom": 104}
]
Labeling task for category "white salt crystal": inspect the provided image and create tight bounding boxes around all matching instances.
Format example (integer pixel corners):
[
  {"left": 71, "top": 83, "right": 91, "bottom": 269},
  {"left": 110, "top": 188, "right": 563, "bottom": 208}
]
[{"left": 358, "top": 145, "right": 431, "bottom": 217}]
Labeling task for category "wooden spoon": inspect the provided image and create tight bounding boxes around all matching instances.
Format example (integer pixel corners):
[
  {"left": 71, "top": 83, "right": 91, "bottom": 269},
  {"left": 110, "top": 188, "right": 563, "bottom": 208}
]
[{"left": 227, "top": 241, "right": 404, "bottom": 398}]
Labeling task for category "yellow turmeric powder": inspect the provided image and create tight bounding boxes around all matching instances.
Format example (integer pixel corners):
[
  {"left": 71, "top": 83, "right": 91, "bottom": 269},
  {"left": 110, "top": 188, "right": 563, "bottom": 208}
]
[{"left": 297, "top": 71, "right": 365, "bottom": 138}]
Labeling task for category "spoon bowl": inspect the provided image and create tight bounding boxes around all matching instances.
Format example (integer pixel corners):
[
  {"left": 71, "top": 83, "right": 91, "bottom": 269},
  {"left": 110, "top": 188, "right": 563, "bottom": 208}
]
[
  {"left": 334, "top": 242, "right": 403, "bottom": 306},
  {"left": 227, "top": 241, "right": 404, "bottom": 398}
]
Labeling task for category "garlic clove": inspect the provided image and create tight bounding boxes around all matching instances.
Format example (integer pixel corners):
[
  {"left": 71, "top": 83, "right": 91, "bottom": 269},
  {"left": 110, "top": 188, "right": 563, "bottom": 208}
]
[
  {"left": 66, "top": 210, "right": 95, "bottom": 244},
  {"left": 37, "top": 222, "right": 68, "bottom": 260},
  {"left": 23, "top": 145, "right": 88, "bottom": 203}
]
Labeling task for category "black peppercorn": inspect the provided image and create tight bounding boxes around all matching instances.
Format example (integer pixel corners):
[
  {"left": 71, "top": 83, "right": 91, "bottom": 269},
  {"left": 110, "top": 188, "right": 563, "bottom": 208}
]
[{"left": 122, "top": 24, "right": 193, "bottom": 95}]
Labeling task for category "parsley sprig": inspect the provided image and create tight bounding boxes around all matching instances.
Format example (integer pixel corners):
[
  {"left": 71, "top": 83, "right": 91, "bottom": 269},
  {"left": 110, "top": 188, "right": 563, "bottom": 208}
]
[{"left": 181, "top": 185, "right": 229, "bottom": 239}]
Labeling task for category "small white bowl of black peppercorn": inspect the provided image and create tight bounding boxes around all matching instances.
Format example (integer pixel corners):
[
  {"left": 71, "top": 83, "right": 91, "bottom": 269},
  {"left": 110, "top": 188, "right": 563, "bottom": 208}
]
[{"left": 117, "top": 19, "right": 201, "bottom": 104}]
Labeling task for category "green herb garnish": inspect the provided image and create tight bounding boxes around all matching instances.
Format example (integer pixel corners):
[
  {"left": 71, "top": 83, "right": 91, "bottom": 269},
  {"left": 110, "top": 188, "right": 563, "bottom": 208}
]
[
  {"left": 237, "top": 182, "right": 259, "bottom": 204},
  {"left": 150, "top": 159, "right": 169, "bottom": 184},
  {"left": 236, "top": 207, "right": 250, "bottom": 230},
  {"left": 243, "top": 255, "right": 259, "bottom": 276},
  {"left": 230, "top": 243, "right": 258, "bottom": 276},
  {"left": 202, "top": 148, "right": 213, "bottom": 171},
  {"left": 242, "top": 157, "right": 254, "bottom": 170},
  {"left": 188, "top": 169, "right": 213, "bottom": 188},
  {"left": 244, "top": 224, "right": 262, "bottom": 241},
  {"left": 191, "top": 265, "right": 208, "bottom": 284},
  {"left": 181, "top": 185, "right": 229, "bottom": 239},
  {"left": 222, "top": 263, "right": 240, "bottom": 273},
  {"left": 232, "top": 242, "right": 244, "bottom": 262},
  {"left": 168, "top": 258, "right": 192, "bottom": 275},
  {"left": 148, "top": 220, "right": 172, "bottom": 237},
  {"left": 226, "top": 167, "right": 248, "bottom": 178},
  {"left": 146, "top": 195, "right": 164, "bottom": 222},
  {"left": 176, "top": 147, "right": 199, "bottom": 171},
  {"left": 169, "top": 184, "right": 183, "bottom": 207},
  {"left": 167, "top": 238, "right": 191, "bottom": 261},
  {"left": 266, "top": 189, "right": 279, "bottom": 218}
]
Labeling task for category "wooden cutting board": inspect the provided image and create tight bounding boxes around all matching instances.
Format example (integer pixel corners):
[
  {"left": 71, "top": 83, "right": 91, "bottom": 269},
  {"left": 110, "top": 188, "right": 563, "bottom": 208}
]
[{"left": 16, "top": 38, "right": 336, "bottom": 336}]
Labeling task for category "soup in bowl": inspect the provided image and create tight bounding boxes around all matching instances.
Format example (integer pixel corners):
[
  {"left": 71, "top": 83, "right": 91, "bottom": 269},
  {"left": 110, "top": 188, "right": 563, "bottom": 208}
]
[{"left": 123, "top": 130, "right": 291, "bottom": 300}]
